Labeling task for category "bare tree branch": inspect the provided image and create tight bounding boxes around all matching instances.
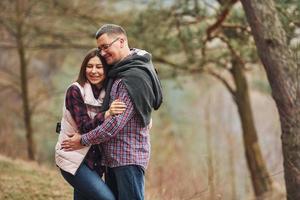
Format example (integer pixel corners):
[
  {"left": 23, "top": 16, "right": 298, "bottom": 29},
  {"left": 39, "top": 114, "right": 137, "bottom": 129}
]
[
  {"left": 218, "top": 35, "right": 245, "bottom": 67},
  {"left": 0, "top": 82, "right": 21, "bottom": 95},
  {"left": 0, "top": 18, "right": 17, "bottom": 37},
  {"left": 0, "top": 44, "right": 17, "bottom": 49},
  {"left": 153, "top": 56, "right": 182, "bottom": 70},
  {"left": 204, "top": 67, "right": 236, "bottom": 99},
  {"left": 52, "top": 1, "right": 106, "bottom": 28},
  {"left": 206, "top": 0, "right": 239, "bottom": 39},
  {"left": 154, "top": 52, "right": 236, "bottom": 98},
  {"left": 221, "top": 23, "right": 252, "bottom": 34}
]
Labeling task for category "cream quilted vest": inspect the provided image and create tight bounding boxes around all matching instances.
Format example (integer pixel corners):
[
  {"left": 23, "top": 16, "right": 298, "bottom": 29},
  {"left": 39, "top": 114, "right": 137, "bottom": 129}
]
[{"left": 55, "top": 82, "right": 105, "bottom": 175}]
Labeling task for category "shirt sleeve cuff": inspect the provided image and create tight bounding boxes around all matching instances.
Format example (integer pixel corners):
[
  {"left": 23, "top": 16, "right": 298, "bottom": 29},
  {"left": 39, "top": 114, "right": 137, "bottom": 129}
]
[{"left": 81, "top": 134, "right": 90, "bottom": 146}]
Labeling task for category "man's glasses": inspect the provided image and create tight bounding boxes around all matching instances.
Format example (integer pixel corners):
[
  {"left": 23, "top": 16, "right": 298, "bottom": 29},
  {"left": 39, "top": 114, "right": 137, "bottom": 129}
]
[{"left": 97, "top": 37, "right": 120, "bottom": 53}]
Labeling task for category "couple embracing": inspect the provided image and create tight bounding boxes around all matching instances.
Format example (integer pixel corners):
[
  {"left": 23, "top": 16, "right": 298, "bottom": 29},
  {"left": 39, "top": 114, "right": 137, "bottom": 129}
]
[{"left": 55, "top": 24, "right": 163, "bottom": 200}]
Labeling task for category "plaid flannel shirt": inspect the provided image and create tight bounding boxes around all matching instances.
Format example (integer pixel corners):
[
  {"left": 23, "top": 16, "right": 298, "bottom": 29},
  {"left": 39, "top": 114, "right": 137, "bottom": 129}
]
[
  {"left": 66, "top": 84, "right": 104, "bottom": 171},
  {"left": 81, "top": 79, "right": 150, "bottom": 170}
]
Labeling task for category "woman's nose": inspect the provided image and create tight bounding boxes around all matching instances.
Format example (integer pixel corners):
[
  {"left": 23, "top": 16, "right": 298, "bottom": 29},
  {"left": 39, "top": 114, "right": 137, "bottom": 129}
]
[{"left": 92, "top": 66, "right": 97, "bottom": 73}]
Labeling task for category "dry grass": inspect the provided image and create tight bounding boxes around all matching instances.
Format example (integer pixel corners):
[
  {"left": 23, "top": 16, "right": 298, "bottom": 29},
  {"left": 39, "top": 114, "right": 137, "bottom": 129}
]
[{"left": 0, "top": 155, "right": 72, "bottom": 200}]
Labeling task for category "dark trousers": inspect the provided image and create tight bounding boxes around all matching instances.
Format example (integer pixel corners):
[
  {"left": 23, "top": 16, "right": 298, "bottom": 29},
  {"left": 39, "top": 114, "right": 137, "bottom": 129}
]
[
  {"left": 60, "top": 163, "right": 115, "bottom": 200},
  {"left": 105, "top": 165, "right": 145, "bottom": 200}
]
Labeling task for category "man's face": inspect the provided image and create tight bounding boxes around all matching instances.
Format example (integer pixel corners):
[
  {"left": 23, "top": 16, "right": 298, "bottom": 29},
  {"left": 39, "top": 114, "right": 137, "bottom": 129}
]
[{"left": 97, "top": 33, "right": 121, "bottom": 65}]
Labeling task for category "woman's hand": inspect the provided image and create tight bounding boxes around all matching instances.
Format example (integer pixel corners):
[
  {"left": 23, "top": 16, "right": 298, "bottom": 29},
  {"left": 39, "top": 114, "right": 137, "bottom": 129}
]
[
  {"left": 105, "top": 99, "right": 126, "bottom": 118},
  {"left": 61, "top": 132, "right": 83, "bottom": 151}
]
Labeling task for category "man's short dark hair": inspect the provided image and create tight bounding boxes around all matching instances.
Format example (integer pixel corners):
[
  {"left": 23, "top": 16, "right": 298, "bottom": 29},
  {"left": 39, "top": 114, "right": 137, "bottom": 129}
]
[{"left": 95, "top": 24, "right": 127, "bottom": 39}]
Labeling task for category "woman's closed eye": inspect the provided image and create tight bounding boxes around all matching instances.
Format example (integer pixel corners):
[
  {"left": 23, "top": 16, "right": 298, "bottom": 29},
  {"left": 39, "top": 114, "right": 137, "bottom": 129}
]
[{"left": 87, "top": 64, "right": 103, "bottom": 69}]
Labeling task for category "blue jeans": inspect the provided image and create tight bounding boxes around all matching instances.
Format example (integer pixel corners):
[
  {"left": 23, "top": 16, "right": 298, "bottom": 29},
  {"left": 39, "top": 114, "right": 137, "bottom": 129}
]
[
  {"left": 105, "top": 165, "right": 145, "bottom": 200},
  {"left": 60, "top": 163, "right": 115, "bottom": 200}
]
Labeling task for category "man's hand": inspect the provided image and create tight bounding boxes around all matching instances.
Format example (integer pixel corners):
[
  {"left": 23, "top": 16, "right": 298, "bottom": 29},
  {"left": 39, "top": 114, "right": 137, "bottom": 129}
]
[{"left": 61, "top": 132, "right": 84, "bottom": 151}]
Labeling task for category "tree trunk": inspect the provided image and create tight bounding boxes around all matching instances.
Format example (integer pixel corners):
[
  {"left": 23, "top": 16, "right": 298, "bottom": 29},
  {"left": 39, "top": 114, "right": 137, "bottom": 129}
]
[
  {"left": 231, "top": 57, "right": 273, "bottom": 197},
  {"left": 226, "top": 134, "right": 237, "bottom": 199},
  {"left": 240, "top": 0, "right": 300, "bottom": 199},
  {"left": 205, "top": 105, "right": 216, "bottom": 200},
  {"left": 16, "top": 0, "right": 35, "bottom": 160}
]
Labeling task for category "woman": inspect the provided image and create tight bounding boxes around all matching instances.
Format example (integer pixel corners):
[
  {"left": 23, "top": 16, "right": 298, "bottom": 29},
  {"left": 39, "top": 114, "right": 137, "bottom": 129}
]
[{"left": 55, "top": 48, "right": 126, "bottom": 200}]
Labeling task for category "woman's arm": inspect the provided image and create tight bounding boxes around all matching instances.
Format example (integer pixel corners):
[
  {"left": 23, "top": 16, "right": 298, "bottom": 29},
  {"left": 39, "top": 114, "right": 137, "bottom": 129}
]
[{"left": 66, "top": 85, "right": 126, "bottom": 134}]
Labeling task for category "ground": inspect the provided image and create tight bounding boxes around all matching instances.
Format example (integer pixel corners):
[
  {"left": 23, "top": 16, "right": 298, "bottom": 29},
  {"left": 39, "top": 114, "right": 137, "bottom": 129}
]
[{"left": 0, "top": 155, "right": 72, "bottom": 200}]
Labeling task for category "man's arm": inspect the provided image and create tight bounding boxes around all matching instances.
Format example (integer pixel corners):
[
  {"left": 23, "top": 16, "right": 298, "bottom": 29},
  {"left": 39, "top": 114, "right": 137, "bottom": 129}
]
[
  {"left": 61, "top": 80, "right": 133, "bottom": 151},
  {"left": 81, "top": 80, "right": 135, "bottom": 145}
]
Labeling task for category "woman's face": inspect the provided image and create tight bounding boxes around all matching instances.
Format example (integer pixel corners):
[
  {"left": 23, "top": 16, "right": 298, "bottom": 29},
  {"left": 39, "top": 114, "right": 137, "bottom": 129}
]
[{"left": 86, "top": 56, "right": 105, "bottom": 87}]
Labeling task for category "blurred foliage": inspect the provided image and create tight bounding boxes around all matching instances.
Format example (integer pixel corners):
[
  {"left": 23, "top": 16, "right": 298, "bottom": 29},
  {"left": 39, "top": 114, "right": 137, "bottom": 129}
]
[{"left": 275, "top": 0, "right": 300, "bottom": 42}]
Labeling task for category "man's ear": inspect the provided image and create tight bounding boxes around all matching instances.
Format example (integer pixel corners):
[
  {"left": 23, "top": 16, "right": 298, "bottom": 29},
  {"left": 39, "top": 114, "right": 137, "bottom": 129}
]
[{"left": 119, "top": 38, "right": 125, "bottom": 48}]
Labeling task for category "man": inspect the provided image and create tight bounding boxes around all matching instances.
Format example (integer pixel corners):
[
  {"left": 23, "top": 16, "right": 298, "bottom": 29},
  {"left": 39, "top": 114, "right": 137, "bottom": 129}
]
[{"left": 62, "top": 24, "right": 163, "bottom": 200}]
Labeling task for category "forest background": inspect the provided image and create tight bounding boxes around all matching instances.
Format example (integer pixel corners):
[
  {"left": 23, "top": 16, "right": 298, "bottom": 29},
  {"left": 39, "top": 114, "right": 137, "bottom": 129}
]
[{"left": 0, "top": 0, "right": 299, "bottom": 199}]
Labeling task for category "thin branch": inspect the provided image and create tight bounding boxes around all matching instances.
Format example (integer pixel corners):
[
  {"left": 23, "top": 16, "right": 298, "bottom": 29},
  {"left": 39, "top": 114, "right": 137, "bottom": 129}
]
[
  {"left": 24, "top": 0, "right": 40, "bottom": 18},
  {"left": 203, "top": 1, "right": 218, "bottom": 12},
  {"left": 0, "top": 82, "right": 21, "bottom": 95},
  {"left": 0, "top": 18, "right": 17, "bottom": 37},
  {"left": 154, "top": 52, "right": 236, "bottom": 94},
  {"left": 218, "top": 35, "right": 245, "bottom": 67},
  {"left": 0, "top": 43, "right": 93, "bottom": 50},
  {"left": 29, "top": 43, "right": 93, "bottom": 50},
  {"left": 30, "top": 91, "right": 49, "bottom": 115},
  {"left": 0, "top": 44, "right": 17, "bottom": 49},
  {"left": 201, "top": 34, "right": 220, "bottom": 58},
  {"left": 171, "top": 6, "right": 205, "bottom": 26},
  {"left": 221, "top": 23, "right": 252, "bottom": 34},
  {"left": 154, "top": 51, "right": 237, "bottom": 99},
  {"left": 153, "top": 56, "right": 183, "bottom": 70},
  {"left": 53, "top": 1, "right": 106, "bottom": 28},
  {"left": 175, "top": 17, "right": 193, "bottom": 59},
  {"left": 204, "top": 67, "right": 236, "bottom": 98},
  {"left": 206, "top": 0, "right": 238, "bottom": 39}
]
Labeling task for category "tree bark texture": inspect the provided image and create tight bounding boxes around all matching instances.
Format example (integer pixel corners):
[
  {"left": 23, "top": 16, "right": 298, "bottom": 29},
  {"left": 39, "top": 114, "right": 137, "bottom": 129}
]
[
  {"left": 241, "top": 0, "right": 300, "bottom": 199},
  {"left": 231, "top": 58, "right": 274, "bottom": 197}
]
